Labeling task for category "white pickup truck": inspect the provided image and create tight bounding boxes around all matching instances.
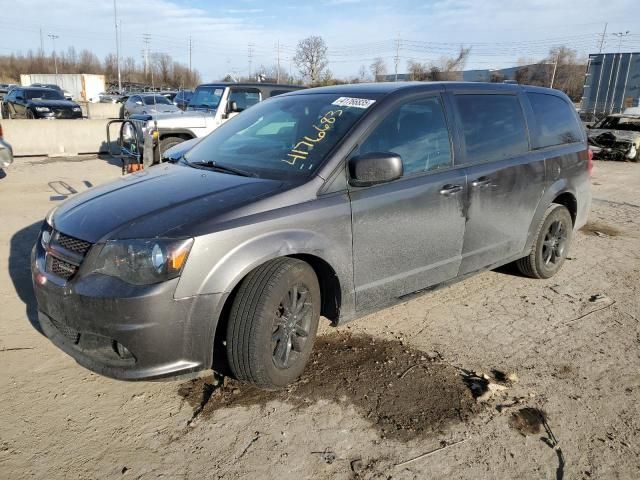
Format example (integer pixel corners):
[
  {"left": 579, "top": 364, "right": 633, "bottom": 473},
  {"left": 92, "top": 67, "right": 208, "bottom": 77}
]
[{"left": 122, "top": 82, "right": 303, "bottom": 165}]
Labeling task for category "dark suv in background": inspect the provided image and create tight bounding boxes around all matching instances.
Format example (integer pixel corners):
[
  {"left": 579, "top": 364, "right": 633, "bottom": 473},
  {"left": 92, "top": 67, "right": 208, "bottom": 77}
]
[
  {"left": 32, "top": 82, "right": 591, "bottom": 389},
  {"left": 2, "top": 87, "right": 82, "bottom": 119}
]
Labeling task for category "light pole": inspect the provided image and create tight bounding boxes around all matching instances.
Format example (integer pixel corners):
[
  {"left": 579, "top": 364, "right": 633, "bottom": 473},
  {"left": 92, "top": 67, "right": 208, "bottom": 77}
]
[
  {"left": 610, "top": 31, "right": 631, "bottom": 113},
  {"left": 48, "top": 33, "right": 59, "bottom": 85},
  {"left": 113, "top": 0, "right": 122, "bottom": 93},
  {"left": 612, "top": 31, "right": 631, "bottom": 53}
]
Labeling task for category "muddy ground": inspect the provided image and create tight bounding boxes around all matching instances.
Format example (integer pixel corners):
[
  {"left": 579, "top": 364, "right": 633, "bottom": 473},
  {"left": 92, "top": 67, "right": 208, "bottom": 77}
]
[{"left": 0, "top": 157, "right": 639, "bottom": 479}]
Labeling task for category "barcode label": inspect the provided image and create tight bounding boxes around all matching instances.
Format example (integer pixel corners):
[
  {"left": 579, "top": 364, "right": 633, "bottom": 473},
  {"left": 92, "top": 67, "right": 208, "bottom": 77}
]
[{"left": 331, "top": 97, "right": 376, "bottom": 109}]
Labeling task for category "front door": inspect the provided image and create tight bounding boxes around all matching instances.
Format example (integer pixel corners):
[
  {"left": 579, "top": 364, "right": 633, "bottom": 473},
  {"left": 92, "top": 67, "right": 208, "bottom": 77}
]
[
  {"left": 349, "top": 95, "right": 467, "bottom": 311},
  {"left": 451, "top": 93, "right": 546, "bottom": 274}
]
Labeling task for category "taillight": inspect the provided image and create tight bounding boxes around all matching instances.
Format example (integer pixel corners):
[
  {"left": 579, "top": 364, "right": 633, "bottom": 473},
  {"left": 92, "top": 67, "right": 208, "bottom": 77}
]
[
  {"left": 587, "top": 148, "right": 593, "bottom": 178},
  {"left": 0, "top": 123, "right": 3, "bottom": 139}
]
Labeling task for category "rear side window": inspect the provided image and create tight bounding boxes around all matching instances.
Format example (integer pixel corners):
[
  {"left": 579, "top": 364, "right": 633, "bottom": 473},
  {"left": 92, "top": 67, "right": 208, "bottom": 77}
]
[
  {"left": 455, "top": 94, "right": 528, "bottom": 164},
  {"left": 527, "top": 93, "right": 583, "bottom": 148}
]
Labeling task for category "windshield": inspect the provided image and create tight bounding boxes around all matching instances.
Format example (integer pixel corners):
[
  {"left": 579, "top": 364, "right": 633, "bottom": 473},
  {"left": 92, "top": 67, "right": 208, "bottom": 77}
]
[
  {"left": 25, "top": 89, "right": 64, "bottom": 100},
  {"left": 595, "top": 116, "right": 640, "bottom": 132},
  {"left": 184, "top": 93, "right": 379, "bottom": 181},
  {"left": 143, "top": 95, "right": 172, "bottom": 105},
  {"left": 188, "top": 86, "right": 224, "bottom": 109}
]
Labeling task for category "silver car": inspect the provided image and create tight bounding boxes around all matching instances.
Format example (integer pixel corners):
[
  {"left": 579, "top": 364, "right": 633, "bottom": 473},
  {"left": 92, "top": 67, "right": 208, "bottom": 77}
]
[
  {"left": 0, "top": 126, "right": 13, "bottom": 169},
  {"left": 123, "top": 93, "right": 180, "bottom": 118},
  {"left": 32, "top": 82, "right": 591, "bottom": 389}
]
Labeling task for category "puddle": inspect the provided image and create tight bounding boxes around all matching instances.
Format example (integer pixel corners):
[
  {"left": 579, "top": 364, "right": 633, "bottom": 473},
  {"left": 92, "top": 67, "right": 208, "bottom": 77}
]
[
  {"left": 178, "top": 333, "right": 479, "bottom": 441},
  {"left": 580, "top": 221, "right": 622, "bottom": 237}
]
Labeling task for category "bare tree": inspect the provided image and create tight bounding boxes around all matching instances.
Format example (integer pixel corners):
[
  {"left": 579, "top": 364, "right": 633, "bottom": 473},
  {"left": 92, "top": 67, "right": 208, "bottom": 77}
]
[
  {"left": 407, "top": 60, "right": 430, "bottom": 81},
  {"left": 370, "top": 57, "right": 387, "bottom": 81},
  {"left": 294, "top": 36, "right": 329, "bottom": 84}
]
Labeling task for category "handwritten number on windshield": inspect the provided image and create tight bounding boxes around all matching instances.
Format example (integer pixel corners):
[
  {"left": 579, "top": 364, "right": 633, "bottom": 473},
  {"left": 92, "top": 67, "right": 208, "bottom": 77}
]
[{"left": 283, "top": 110, "right": 343, "bottom": 166}]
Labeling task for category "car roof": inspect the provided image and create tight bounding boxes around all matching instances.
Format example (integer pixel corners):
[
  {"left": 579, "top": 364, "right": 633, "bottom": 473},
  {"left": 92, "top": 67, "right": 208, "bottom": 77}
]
[
  {"left": 23, "top": 86, "right": 60, "bottom": 92},
  {"left": 281, "top": 81, "right": 562, "bottom": 97}
]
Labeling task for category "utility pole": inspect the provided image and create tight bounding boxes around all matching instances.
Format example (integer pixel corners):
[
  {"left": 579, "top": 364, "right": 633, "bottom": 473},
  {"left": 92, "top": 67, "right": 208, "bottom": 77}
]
[
  {"left": 276, "top": 40, "right": 281, "bottom": 84},
  {"left": 550, "top": 51, "right": 559, "bottom": 88},
  {"left": 394, "top": 35, "right": 401, "bottom": 82},
  {"left": 189, "top": 36, "right": 192, "bottom": 78},
  {"left": 248, "top": 43, "right": 254, "bottom": 80},
  {"left": 48, "top": 33, "right": 59, "bottom": 84},
  {"left": 39, "top": 27, "right": 44, "bottom": 55},
  {"left": 113, "top": 0, "right": 122, "bottom": 92},
  {"left": 598, "top": 23, "right": 608, "bottom": 53},
  {"left": 142, "top": 33, "right": 151, "bottom": 79}
]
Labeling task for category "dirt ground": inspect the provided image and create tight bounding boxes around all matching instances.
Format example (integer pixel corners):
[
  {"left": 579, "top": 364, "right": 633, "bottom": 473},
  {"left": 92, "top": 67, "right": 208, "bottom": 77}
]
[{"left": 1, "top": 156, "right": 639, "bottom": 480}]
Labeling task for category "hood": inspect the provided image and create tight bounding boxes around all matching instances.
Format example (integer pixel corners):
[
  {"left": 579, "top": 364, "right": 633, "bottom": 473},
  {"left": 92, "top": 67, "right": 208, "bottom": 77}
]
[
  {"left": 148, "top": 104, "right": 180, "bottom": 113},
  {"left": 28, "top": 99, "right": 79, "bottom": 108},
  {"left": 153, "top": 109, "right": 210, "bottom": 128},
  {"left": 51, "top": 164, "right": 287, "bottom": 242},
  {"left": 588, "top": 129, "right": 640, "bottom": 144}
]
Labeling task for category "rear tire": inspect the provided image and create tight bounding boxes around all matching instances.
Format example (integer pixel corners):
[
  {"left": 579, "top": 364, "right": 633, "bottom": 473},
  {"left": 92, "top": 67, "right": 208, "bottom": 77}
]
[
  {"left": 516, "top": 204, "right": 573, "bottom": 279},
  {"left": 226, "top": 258, "right": 321, "bottom": 390}
]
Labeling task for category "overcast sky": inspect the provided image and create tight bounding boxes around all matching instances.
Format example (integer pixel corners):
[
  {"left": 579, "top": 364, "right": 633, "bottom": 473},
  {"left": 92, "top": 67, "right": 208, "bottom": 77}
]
[{"left": 1, "top": 0, "right": 637, "bottom": 81}]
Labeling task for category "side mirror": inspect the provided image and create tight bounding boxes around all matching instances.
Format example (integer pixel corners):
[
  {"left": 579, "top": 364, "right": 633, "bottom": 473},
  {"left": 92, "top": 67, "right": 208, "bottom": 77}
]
[
  {"left": 348, "top": 152, "right": 403, "bottom": 187},
  {"left": 228, "top": 100, "right": 239, "bottom": 112}
]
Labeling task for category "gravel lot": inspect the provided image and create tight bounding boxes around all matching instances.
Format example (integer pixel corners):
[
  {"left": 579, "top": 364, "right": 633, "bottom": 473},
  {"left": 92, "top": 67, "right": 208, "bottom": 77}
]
[{"left": 1, "top": 157, "right": 639, "bottom": 479}]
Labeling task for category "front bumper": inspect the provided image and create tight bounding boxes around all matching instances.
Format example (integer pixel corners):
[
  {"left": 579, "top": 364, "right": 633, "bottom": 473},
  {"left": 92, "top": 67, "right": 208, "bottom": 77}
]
[{"left": 31, "top": 239, "right": 225, "bottom": 380}]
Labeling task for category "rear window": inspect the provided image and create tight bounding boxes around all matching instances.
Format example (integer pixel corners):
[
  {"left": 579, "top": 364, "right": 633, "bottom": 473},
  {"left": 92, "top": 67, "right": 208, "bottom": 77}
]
[
  {"left": 527, "top": 93, "right": 583, "bottom": 148},
  {"left": 454, "top": 94, "right": 528, "bottom": 164}
]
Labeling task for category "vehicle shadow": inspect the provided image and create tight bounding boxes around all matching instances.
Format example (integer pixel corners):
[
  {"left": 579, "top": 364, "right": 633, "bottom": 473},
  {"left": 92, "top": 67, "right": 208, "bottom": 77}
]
[
  {"left": 0, "top": 168, "right": 6, "bottom": 180},
  {"left": 98, "top": 142, "right": 124, "bottom": 168},
  {"left": 9, "top": 221, "right": 43, "bottom": 334}
]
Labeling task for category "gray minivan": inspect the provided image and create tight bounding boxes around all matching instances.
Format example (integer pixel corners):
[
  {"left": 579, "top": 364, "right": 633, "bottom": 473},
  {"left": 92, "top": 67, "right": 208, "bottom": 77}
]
[{"left": 32, "top": 82, "right": 591, "bottom": 389}]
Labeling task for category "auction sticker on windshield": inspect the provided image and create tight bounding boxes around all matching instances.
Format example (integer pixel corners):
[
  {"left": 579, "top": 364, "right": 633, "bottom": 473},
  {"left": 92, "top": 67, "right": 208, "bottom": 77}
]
[{"left": 331, "top": 97, "right": 376, "bottom": 109}]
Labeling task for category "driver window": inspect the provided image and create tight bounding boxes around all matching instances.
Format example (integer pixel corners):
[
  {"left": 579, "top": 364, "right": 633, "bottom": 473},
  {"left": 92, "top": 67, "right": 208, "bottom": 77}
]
[{"left": 359, "top": 96, "right": 452, "bottom": 176}]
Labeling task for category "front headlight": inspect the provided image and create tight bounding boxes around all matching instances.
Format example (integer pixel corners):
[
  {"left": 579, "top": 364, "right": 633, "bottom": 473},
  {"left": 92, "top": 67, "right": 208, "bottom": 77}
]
[
  {"left": 35, "top": 106, "right": 50, "bottom": 112},
  {"left": 92, "top": 238, "right": 193, "bottom": 285},
  {"left": 72, "top": 106, "right": 81, "bottom": 112}
]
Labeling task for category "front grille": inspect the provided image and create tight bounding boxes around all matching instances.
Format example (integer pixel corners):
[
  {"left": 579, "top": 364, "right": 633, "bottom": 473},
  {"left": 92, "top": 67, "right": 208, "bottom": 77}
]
[
  {"left": 43, "top": 229, "right": 93, "bottom": 281},
  {"left": 55, "top": 232, "right": 92, "bottom": 256},
  {"left": 47, "top": 256, "right": 77, "bottom": 280},
  {"left": 52, "top": 108, "right": 73, "bottom": 119},
  {"left": 50, "top": 316, "right": 80, "bottom": 343}
]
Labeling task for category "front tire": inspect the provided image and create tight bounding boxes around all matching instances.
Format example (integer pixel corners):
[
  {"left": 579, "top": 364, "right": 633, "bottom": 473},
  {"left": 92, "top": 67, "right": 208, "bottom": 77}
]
[
  {"left": 226, "top": 258, "right": 321, "bottom": 390},
  {"left": 516, "top": 204, "right": 573, "bottom": 279}
]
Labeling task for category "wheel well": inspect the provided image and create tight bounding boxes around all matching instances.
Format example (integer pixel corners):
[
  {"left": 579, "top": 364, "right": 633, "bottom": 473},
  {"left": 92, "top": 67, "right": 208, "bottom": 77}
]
[
  {"left": 288, "top": 254, "right": 342, "bottom": 323},
  {"left": 552, "top": 192, "right": 577, "bottom": 225},
  {"left": 210, "top": 254, "right": 342, "bottom": 373},
  {"left": 160, "top": 132, "right": 193, "bottom": 142}
]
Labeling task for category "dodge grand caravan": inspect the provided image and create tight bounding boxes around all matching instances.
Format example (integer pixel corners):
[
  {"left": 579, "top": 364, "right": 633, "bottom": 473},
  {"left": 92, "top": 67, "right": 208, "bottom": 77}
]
[{"left": 32, "top": 82, "right": 591, "bottom": 389}]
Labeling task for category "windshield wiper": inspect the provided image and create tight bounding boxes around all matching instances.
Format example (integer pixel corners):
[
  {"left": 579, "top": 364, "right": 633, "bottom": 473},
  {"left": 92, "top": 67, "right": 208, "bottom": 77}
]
[
  {"left": 187, "top": 160, "right": 256, "bottom": 177},
  {"left": 189, "top": 104, "right": 216, "bottom": 110}
]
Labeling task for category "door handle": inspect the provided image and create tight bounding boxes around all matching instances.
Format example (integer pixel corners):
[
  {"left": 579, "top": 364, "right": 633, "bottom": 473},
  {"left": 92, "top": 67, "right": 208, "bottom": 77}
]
[
  {"left": 470, "top": 176, "right": 491, "bottom": 188},
  {"left": 439, "top": 184, "right": 463, "bottom": 195}
]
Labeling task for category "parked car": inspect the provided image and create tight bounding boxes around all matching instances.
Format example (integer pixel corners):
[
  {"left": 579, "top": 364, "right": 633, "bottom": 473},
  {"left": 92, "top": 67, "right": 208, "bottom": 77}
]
[
  {"left": 0, "top": 124, "right": 13, "bottom": 169},
  {"left": 172, "top": 89, "right": 193, "bottom": 110},
  {"left": 121, "top": 83, "right": 304, "bottom": 163},
  {"left": 32, "top": 82, "right": 591, "bottom": 388},
  {"left": 1, "top": 87, "right": 82, "bottom": 119},
  {"left": 587, "top": 113, "right": 640, "bottom": 161},
  {"left": 123, "top": 94, "right": 180, "bottom": 118}
]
